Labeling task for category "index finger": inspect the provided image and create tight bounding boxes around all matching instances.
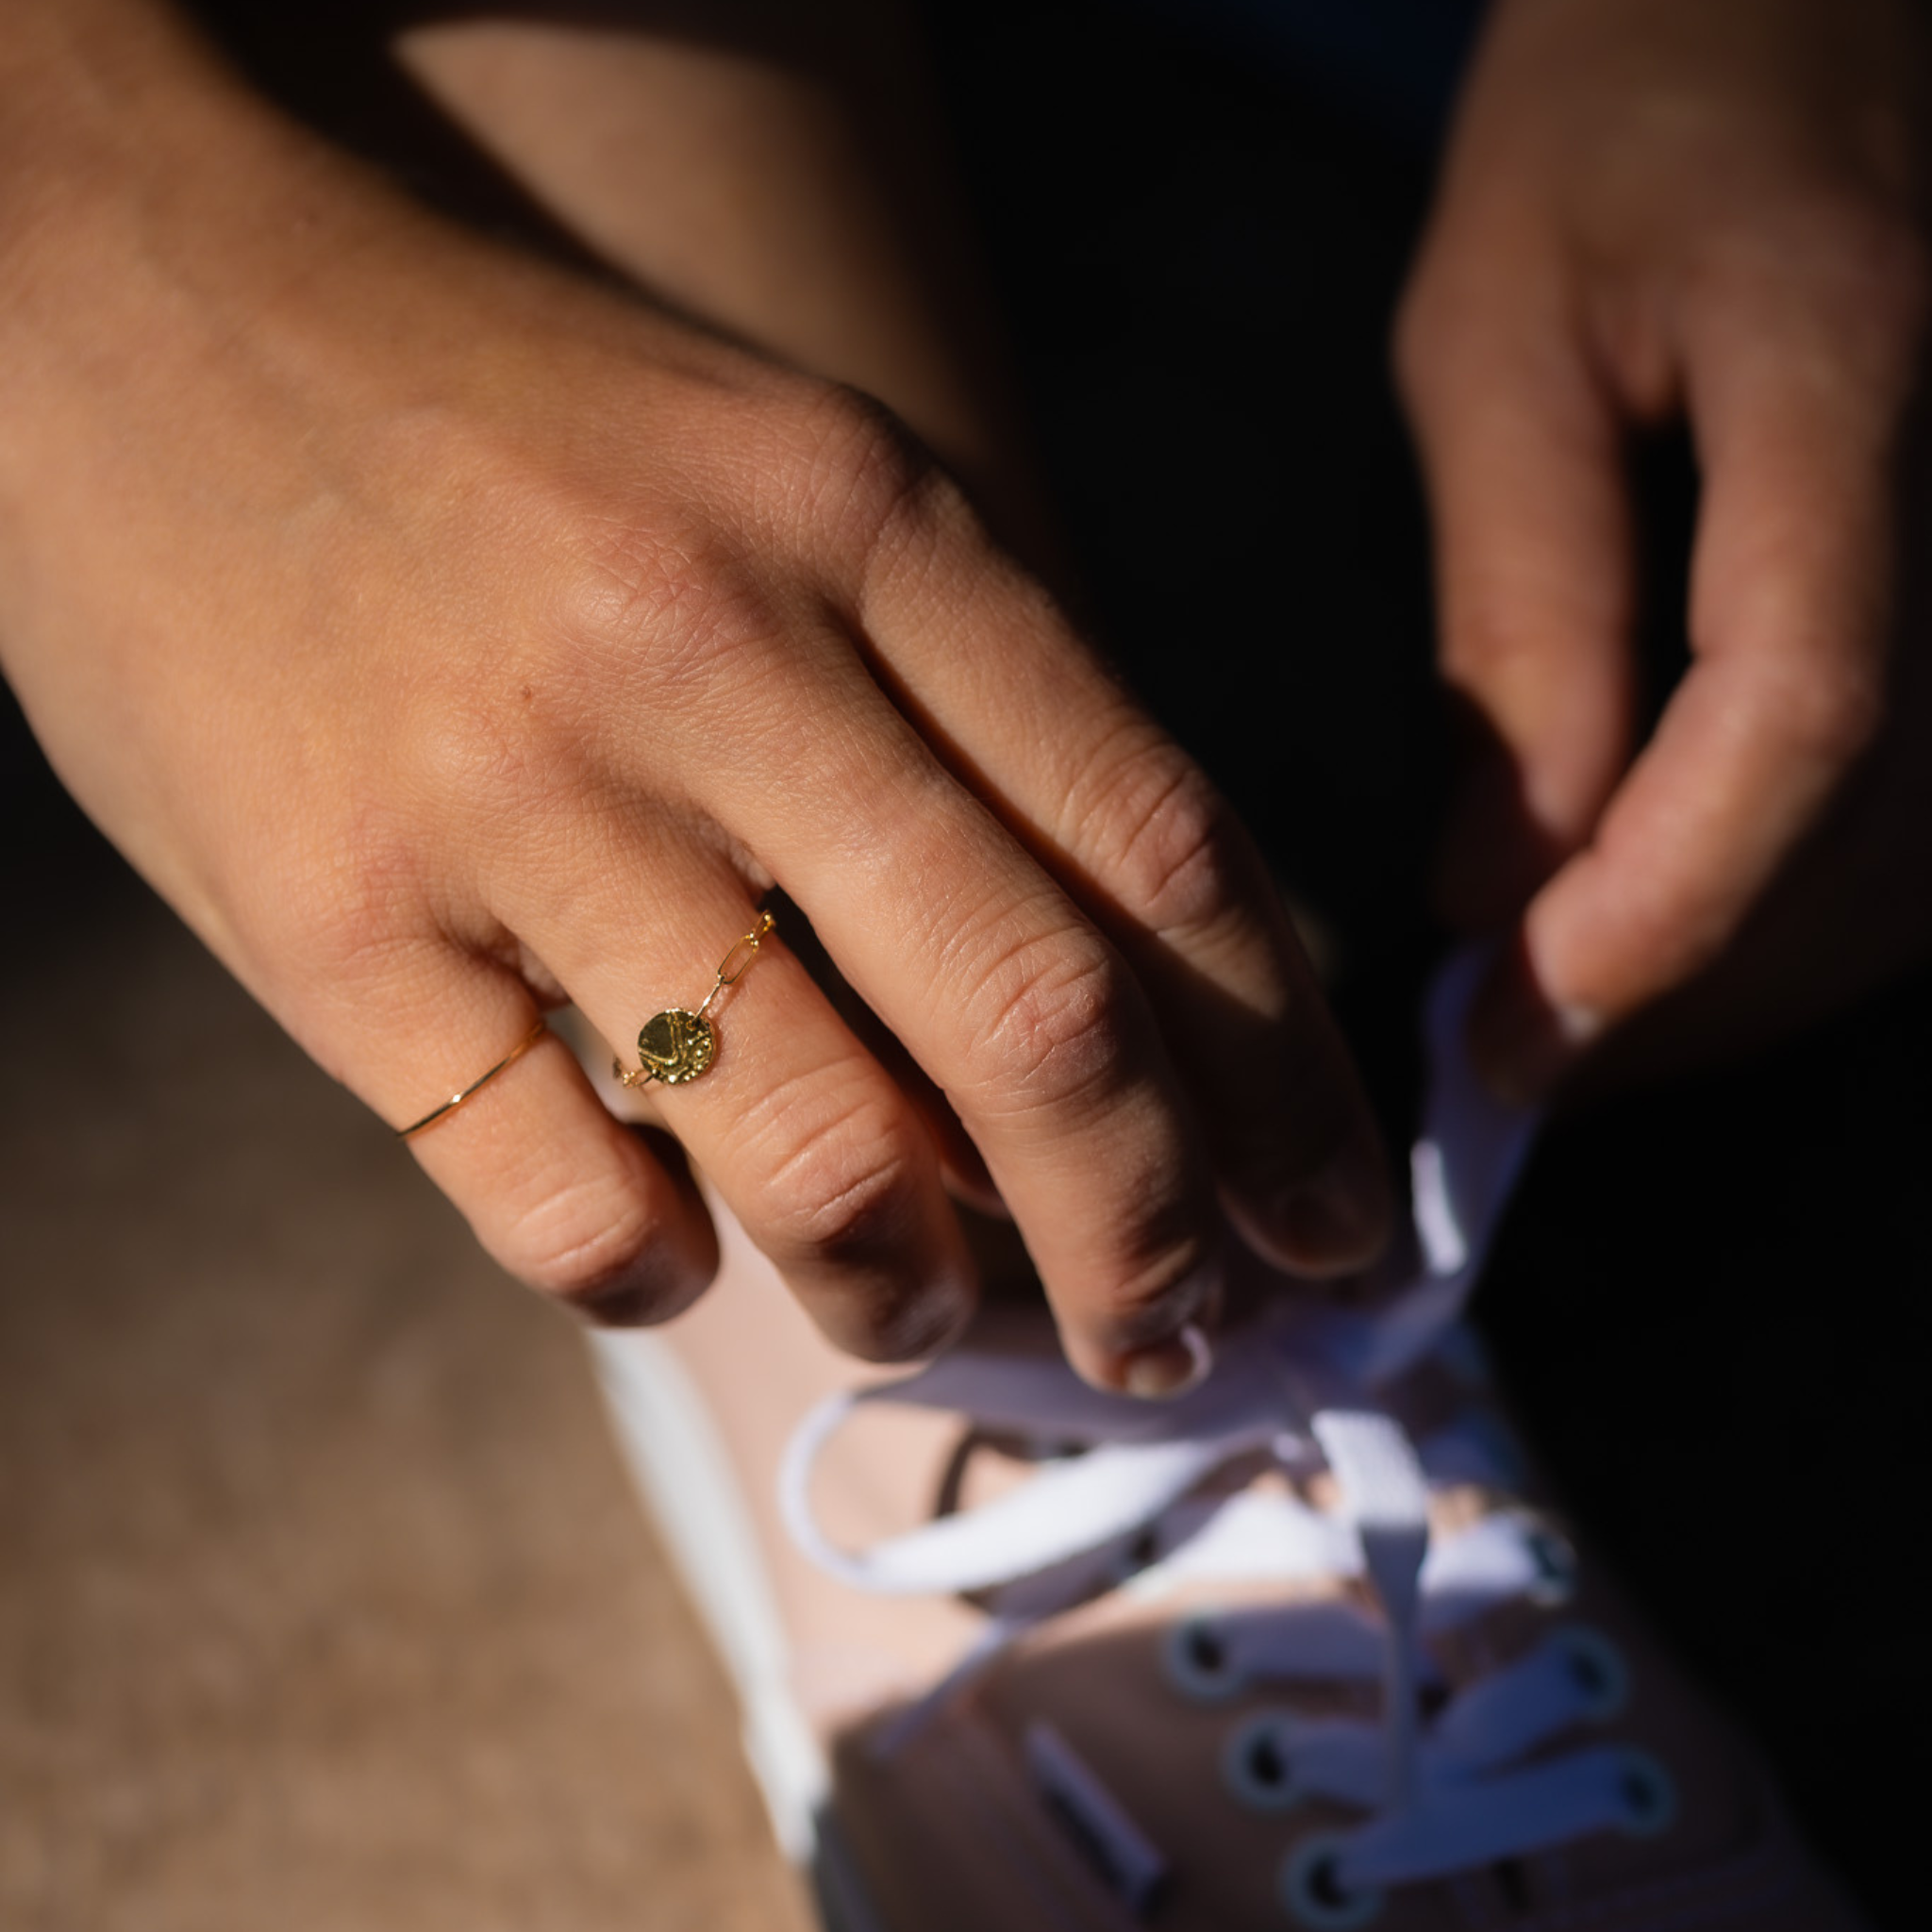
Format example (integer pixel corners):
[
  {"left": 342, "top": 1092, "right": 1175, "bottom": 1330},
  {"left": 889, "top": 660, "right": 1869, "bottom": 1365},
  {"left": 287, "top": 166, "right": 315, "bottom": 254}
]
[{"left": 846, "top": 483, "right": 1393, "bottom": 1280}]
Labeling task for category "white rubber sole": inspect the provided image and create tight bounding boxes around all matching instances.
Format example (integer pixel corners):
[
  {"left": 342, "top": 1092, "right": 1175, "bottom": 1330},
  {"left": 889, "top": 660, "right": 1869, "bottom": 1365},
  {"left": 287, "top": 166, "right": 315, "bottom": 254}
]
[{"left": 588, "top": 1329, "right": 891, "bottom": 1932}]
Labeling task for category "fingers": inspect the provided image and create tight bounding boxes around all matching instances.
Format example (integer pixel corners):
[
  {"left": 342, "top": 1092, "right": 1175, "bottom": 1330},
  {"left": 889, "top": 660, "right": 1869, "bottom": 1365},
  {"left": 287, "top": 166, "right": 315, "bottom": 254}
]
[
  {"left": 331, "top": 949, "right": 720, "bottom": 1324},
  {"left": 1396, "top": 276, "right": 1641, "bottom": 934},
  {"left": 630, "top": 601, "right": 1225, "bottom": 1393},
  {"left": 837, "top": 486, "right": 1392, "bottom": 1279},
  {"left": 1470, "top": 265, "right": 1912, "bottom": 1092},
  {"left": 495, "top": 836, "right": 979, "bottom": 1366}
]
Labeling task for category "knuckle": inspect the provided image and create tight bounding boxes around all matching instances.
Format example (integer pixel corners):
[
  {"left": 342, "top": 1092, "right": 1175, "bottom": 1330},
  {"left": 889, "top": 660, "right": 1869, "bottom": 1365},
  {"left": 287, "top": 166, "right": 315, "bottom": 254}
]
[
  {"left": 811, "top": 384, "right": 927, "bottom": 497},
  {"left": 508, "top": 1175, "right": 683, "bottom": 1319},
  {"left": 1096, "top": 1223, "right": 1217, "bottom": 1341},
  {"left": 750, "top": 1081, "right": 925, "bottom": 1270},
  {"left": 794, "top": 385, "right": 991, "bottom": 602},
  {"left": 1077, "top": 741, "right": 1249, "bottom": 941},
  {"left": 962, "top": 931, "right": 1138, "bottom": 1117},
  {"left": 782, "top": 383, "right": 944, "bottom": 557},
  {"left": 405, "top": 686, "right": 569, "bottom": 817},
  {"left": 553, "top": 516, "right": 783, "bottom": 697},
  {"left": 744, "top": 1074, "right": 969, "bottom": 1363},
  {"left": 277, "top": 814, "right": 430, "bottom": 995}
]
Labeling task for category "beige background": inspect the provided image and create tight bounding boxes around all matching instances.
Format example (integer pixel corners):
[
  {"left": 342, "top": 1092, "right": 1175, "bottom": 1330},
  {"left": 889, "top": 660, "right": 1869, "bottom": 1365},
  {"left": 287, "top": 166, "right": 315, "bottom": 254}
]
[{"left": 0, "top": 859, "right": 811, "bottom": 1932}]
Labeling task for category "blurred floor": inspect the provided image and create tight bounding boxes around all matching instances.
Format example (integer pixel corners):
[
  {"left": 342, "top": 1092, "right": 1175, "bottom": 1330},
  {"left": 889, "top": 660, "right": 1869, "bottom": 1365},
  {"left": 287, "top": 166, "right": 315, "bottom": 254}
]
[{"left": 0, "top": 804, "right": 810, "bottom": 1932}]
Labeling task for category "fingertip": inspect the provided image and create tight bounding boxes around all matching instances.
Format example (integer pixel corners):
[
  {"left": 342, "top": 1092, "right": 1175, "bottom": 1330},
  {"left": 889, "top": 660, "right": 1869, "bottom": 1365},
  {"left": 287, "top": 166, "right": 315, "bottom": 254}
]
[
  {"left": 1066, "top": 1251, "right": 1222, "bottom": 1397},
  {"left": 1267, "top": 1138, "right": 1395, "bottom": 1276},
  {"left": 746, "top": 1117, "right": 984, "bottom": 1364},
  {"left": 1221, "top": 1104, "right": 1393, "bottom": 1279},
  {"left": 874, "top": 1273, "right": 980, "bottom": 1362},
  {"left": 524, "top": 1142, "right": 723, "bottom": 1328},
  {"left": 1122, "top": 1323, "right": 1213, "bottom": 1401},
  {"left": 554, "top": 1222, "right": 718, "bottom": 1328},
  {"left": 423, "top": 1071, "right": 722, "bottom": 1326},
  {"left": 805, "top": 1250, "right": 979, "bottom": 1364}
]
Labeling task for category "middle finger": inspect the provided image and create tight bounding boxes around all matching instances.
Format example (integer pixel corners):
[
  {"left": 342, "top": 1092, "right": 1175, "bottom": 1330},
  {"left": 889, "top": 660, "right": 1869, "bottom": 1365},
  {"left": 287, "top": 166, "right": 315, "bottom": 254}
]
[{"left": 675, "top": 621, "right": 1230, "bottom": 1395}]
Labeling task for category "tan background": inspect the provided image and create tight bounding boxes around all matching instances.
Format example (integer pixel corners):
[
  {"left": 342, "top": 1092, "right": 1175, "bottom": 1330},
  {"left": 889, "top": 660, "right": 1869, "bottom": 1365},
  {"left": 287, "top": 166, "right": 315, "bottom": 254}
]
[{"left": 0, "top": 853, "right": 811, "bottom": 1932}]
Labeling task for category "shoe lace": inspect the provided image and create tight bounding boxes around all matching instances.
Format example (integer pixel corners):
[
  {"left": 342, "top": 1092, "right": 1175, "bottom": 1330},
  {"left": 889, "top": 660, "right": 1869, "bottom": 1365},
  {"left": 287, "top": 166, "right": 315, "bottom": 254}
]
[{"left": 779, "top": 958, "right": 1674, "bottom": 1920}]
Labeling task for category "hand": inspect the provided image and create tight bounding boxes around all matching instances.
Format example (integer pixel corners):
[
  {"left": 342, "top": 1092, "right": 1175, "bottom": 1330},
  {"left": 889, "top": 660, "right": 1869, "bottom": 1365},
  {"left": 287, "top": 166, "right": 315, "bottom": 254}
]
[
  {"left": 0, "top": 6, "right": 1390, "bottom": 1392},
  {"left": 1396, "top": 0, "right": 1930, "bottom": 1093}
]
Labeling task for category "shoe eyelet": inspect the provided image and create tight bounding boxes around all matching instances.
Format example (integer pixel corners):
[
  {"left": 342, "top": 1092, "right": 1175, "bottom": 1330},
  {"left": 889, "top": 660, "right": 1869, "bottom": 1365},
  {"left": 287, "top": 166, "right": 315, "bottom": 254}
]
[
  {"left": 1221, "top": 1714, "right": 1304, "bottom": 1812},
  {"left": 1164, "top": 1612, "right": 1241, "bottom": 1702},
  {"left": 1280, "top": 1835, "right": 1383, "bottom": 1928},
  {"left": 1614, "top": 1749, "right": 1677, "bottom": 1838},
  {"left": 1112, "top": 1525, "right": 1163, "bottom": 1584},
  {"left": 1556, "top": 1626, "right": 1629, "bottom": 1723}
]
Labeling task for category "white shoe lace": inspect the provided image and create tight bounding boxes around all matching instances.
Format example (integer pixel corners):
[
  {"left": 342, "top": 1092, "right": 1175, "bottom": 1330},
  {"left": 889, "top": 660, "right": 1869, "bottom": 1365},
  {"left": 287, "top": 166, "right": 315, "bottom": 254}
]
[{"left": 779, "top": 957, "right": 1676, "bottom": 1925}]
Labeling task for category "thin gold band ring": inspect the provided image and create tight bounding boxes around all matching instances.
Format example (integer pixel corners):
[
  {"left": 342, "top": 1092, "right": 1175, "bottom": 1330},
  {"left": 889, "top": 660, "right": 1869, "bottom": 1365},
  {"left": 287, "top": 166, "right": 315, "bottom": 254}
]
[{"left": 397, "top": 1020, "right": 548, "bottom": 1141}]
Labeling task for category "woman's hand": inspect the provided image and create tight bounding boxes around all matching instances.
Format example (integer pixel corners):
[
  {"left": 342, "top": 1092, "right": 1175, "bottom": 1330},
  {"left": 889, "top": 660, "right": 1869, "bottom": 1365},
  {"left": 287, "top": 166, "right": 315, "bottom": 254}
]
[
  {"left": 1398, "top": 0, "right": 1930, "bottom": 1092},
  {"left": 0, "top": 2, "right": 1390, "bottom": 1391}
]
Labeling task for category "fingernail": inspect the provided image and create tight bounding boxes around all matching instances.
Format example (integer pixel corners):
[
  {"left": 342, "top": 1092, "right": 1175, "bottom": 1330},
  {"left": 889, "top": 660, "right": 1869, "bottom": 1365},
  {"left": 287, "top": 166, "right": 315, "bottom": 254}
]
[
  {"left": 1123, "top": 1323, "right": 1213, "bottom": 1400},
  {"left": 1274, "top": 1141, "right": 1391, "bottom": 1274}
]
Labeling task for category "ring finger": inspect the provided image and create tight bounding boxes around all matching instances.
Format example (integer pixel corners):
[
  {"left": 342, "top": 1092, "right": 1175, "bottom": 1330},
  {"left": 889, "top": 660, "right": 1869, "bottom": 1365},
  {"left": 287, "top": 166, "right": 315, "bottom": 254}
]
[
  {"left": 504, "top": 833, "right": 978, "bottom": 1363},
  {"left": 322, "top": 941, "right": 721, "bottom": 1324}
]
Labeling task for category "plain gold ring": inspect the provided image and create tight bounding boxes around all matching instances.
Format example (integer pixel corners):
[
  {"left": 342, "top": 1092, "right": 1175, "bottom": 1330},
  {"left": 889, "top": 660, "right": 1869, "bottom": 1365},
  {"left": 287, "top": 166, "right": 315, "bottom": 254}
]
[{"left": 396, "top": 1020, "right": 548, "bottom": 1141}]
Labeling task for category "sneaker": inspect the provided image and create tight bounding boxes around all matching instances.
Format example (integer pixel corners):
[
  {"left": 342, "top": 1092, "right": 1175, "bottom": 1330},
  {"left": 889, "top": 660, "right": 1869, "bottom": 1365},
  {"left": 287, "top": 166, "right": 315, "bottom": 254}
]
[{"left": 588, "top": 957, "right": 1868, "bottom": 1931}]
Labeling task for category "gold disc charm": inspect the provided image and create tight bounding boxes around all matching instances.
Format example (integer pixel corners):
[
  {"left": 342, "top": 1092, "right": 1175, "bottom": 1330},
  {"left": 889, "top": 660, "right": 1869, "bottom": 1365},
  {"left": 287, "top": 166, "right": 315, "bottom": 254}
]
[
  {"left": 614, "top": 912, "right": 775, "bottom": 1091},
  {"left": 635, "top": 1008, "right": 716, "bottom": 1085}
]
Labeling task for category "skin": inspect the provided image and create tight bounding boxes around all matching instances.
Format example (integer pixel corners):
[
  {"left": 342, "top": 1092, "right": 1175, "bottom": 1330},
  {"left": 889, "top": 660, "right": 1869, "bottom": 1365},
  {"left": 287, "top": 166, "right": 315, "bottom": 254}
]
[
  {"left": 1399, "top": 0, "right": 1932, "bottom": 1095},
  {"left": 0, "top": 0, "right": 1392, "bottom": 1398},
  {"left": 6, "top": 0, "right": 1925, "bottom": 1393},
  {"left": 408, "top": 0, "right": 1932, "bottom": 1108}
]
